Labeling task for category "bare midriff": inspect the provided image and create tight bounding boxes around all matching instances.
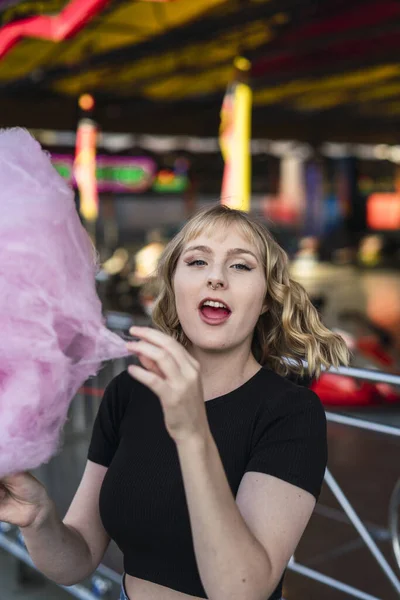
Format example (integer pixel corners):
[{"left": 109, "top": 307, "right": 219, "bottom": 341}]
[{"left": 125, "top": 574, "right": 205, "bottom": 600}]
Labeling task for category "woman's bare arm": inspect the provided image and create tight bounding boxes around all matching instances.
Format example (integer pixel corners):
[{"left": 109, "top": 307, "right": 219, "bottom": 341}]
[{"left": 21, "top": 461, "right": 110, "bottom": 587}]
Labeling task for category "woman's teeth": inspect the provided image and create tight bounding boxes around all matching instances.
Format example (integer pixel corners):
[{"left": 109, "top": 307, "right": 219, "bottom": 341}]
[{"left": 202, "top": 300, "right": 228, "bottom": 309}]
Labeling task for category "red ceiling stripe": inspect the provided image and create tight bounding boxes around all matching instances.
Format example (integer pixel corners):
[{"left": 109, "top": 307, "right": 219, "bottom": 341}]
[
  {"left": 253, "top": 1, "right": 400, "bottom": 78},
  {"left": 252, "top": 30, "right": 400, "bottom": 80},
  {"left": 283, "top": 1, "right": 400, "bottom": 44},
  {"left": 0, "top": 0, "right": 175, "bottom": 60}
]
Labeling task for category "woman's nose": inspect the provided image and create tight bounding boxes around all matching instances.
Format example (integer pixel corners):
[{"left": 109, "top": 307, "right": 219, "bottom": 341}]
[{"left": 207, "top": 278, "right": 225, "bottom": 290}]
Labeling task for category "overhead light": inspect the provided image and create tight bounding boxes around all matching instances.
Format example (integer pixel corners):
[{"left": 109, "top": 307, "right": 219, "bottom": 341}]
[
  {"left": 389, "top": 146, "right": 400, "bottom": 163},
  {"left": 374, "top": 144, "right": 390, "bottom": 160},
  {"left": 78, "top": 93, "right": 95, "bottom": 112}
]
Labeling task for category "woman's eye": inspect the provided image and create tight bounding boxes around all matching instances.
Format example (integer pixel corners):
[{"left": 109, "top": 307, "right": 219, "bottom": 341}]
[
  {"left": 187, "top": 260, "right": 206, "bottom": 266},
  {"left": 186, "top": 260, "right": 251, "bottom": 271},
  {"left": 231, "top": 263, "right": 251, "bottom": 271}
]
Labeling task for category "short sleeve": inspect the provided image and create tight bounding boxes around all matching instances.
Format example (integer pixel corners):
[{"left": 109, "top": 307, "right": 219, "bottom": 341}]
[
  {"left": 245, "top": 387, "right": 327, "bottom": 501},
  {"left": 87, "top": 372, "right": 130, "bottom": 467}
]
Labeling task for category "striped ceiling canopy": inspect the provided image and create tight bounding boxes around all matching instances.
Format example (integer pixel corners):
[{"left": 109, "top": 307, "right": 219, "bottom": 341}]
[{"left": 1, "top": 0, "right": 400, "bottom": 142}]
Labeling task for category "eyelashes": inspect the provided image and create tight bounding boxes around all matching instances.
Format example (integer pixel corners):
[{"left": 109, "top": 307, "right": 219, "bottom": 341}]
[
  {"left": 186, "top": 260, "right": 252, "bottom": 271},
  {"left": 186, "top": 260, "right": 205, "bottom": 266}
]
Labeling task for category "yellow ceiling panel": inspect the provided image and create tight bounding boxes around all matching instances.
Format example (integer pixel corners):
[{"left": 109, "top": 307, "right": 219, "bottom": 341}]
[
  {"left": 312, "top": 65, "right": 400, "bottom": 92},
  {"left": 51, "top": 67, "right": 117, "bottom": 96},
  {"left": 294, "top": 92, "right": 349, "bottom": 111},
  {"left": 1, "top": 0, "right": 67, "bottom": 26},
  {"left": 45, "top": 30, "right": 147, "bottom": 65},
  {"left": 52, "top": 16, "right": 274, "bottom": 98},
  {"left": 253, "top": 65, "right": 400, "bottom": 105},
  {"left": 254, "top": 81, "right": 318, "bottom": 105},
  {"left": 141, "top": 64, "right": 232, "bottom": 99},
  {"left": 112, "top": 54, "right": 179, "bottom": 84},
  {"left": 55, "top": 61, "right": 232, "bottom": 99},
  {"left": 357, "top": 82, "right": 400, "bottom": 101},
  {"left": 106, "top": 0, "right": 228, "bottom": 34},
  {"left": 115, "top": 21, "right": 272, "bottom": 84},
  {"left": 142, "top": 0, "right": 229, "bottom": 30},
  {"left": 49, "top": 0, "right": 229, "bottom": 66},
  {"left": 52, "top": 64, "right": 145, "bottom": 95},
  {"left": 0, "top": 39, "right": 56, "bottom": 80}
]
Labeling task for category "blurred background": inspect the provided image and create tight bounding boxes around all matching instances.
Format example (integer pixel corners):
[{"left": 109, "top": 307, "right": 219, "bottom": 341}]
[{"left": 1, "top": 1, "right": 400, "bottom": 599}]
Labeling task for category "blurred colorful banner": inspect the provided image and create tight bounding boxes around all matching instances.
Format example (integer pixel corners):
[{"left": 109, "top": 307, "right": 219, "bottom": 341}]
[
  {"left": 219, "top": 60, "right": 252, "bottom": 212},
  {"left": 53, "top": 154, "right": 157, "bottom": 193},
  {"left": 53, "top": 154, "right": 190, "bottom": 194}
]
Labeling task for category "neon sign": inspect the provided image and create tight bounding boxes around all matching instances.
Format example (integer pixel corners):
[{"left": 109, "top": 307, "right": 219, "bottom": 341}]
[
  {"left": 52, "top": 154, "right": 156, "bottom": 193},
  {"left": 152, "top": 169, "right": 189, "bottom": 193}
]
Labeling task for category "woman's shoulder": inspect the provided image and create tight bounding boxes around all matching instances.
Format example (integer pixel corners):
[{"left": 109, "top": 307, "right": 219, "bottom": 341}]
[
  {"left": 245, "top": 369, "right": 327, "bottom": 501},
  {"left": 256, "top": 367, "right": 325, "bottom": 421}
]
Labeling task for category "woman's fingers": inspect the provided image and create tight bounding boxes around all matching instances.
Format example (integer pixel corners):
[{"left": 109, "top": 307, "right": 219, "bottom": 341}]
[
  {"left": 128, "top": 364, "right": 165, "bottom": 397},
  {"left": 137, "top": 355, "right": 164, "bottom": 379},
  {"left": 126, "top": 340, "right": 181, "bottom": 379},
  {"left": 129, "top": 327, "right": 199, "bottom": 371}
]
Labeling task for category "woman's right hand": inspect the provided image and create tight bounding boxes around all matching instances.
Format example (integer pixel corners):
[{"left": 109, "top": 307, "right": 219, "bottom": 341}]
[{"left": 0, "top": 472, "right": 51, "bottom": 530}]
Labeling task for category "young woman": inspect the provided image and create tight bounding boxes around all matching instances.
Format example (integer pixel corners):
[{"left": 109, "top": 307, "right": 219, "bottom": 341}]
[{"left": 0, "top": 205, "right": 348, "bottom": 600}]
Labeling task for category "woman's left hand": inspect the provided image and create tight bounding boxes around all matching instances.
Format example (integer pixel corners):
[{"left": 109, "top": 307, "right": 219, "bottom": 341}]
[{"left": 126, "top": 326, "right": 210, "bottom": 444}]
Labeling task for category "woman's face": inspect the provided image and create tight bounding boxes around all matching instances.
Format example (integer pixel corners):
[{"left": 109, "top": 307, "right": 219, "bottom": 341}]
[{"left": 173, "top": 225, "right": 267, "bottom": 353}]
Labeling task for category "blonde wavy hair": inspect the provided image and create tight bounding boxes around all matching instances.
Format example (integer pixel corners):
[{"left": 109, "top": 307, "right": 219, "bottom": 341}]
[{"left": 152, "top": 205, "right": 349, "bottom": 377}]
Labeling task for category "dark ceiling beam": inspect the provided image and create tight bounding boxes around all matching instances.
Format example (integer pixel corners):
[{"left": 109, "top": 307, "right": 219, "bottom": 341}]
[{"left": 2, "top": 89, "right": 400, "bottom": 144}]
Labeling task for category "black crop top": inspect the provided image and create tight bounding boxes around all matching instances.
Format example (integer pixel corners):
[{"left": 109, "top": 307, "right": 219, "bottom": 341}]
[{"left": 88, "top": 366, "right": 327, "bottom": 599}]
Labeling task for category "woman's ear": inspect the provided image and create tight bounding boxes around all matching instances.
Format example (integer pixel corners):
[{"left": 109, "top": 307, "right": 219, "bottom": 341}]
[{"left": 260, "top": 304, "right": 268, "bottom": 315}]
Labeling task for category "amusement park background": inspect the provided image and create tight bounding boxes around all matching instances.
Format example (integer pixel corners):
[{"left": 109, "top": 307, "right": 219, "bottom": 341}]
[{"left": 1, "top": 1, "right": 400, "bottom": 599}]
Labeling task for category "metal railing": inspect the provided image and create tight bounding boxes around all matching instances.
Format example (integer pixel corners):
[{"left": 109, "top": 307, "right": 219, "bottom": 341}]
[
  {"left": 390, "top": 479, "right": 400, "bottom": 572},
  {"left": 289, "top": 400, "right": 400, "bottom": 600},
  {"left": 0, "top": 526, "right": 115, "bottom": 600},
  {"left": 1, "top": 342, "right": 400, "bottom": 599}
]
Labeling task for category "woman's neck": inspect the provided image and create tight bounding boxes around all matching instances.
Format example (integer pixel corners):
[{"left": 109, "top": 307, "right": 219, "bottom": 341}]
[{"left": 188, "top": 344, "right": 262, "bottom": 402}]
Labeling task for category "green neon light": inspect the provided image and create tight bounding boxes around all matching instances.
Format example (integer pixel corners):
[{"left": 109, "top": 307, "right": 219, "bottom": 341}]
[
  {"left": 152, "top": 174, "right": 189, "bottom": 193},
  {"left": 54, "top": 163, "right": 72, "bottom": 179},
  {"left": 96, "top": 165, "right": 146, "bottom": 185}
]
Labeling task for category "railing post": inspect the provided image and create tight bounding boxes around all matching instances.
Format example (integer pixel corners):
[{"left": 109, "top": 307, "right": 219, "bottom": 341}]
[
  {"left": 324, "top": 469, "right": 400, "bottom": 595},
  {"left": 389, "top": 477, "right": 400, "bottom": 572}
]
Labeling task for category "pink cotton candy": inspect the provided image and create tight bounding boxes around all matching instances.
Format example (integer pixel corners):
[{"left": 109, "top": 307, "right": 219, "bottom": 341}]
[{"left": 0, "top": 128, "right": 130, "bottom": 478}]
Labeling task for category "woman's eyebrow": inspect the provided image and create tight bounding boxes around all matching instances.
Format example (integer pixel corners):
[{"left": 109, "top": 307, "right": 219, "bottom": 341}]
[
  {"left": 183, "top": 245, "right": 212, "bottom": 255},
  {"left": 226, "top": 247, "right": 259, "bottom": 261},
  {"left": 183, "top": 245, "right": 259, "bottom": 261}
]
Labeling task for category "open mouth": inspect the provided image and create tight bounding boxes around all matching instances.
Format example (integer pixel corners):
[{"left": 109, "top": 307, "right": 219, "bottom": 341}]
[{"left": 199, "top": 299, "right": 232, "bottom": 322}]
